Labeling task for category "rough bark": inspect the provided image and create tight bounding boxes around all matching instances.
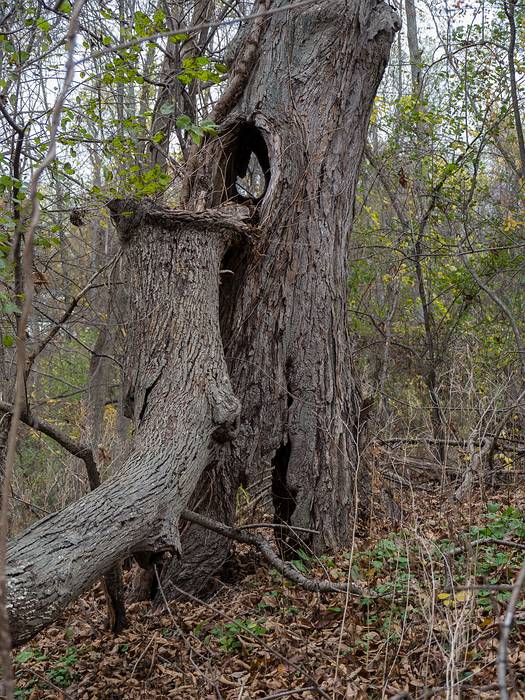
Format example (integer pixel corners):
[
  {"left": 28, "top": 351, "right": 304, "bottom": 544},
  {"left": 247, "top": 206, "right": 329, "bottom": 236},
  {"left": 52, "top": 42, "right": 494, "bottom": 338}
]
[
  {"left": 6, "top": 202, "right": 247, "bottom": 645},
  {"left": 5, "top": 0, "right": 398, "bottom": 639},
  {"left": 179, "top": 0, "right": 399, "bottom": 559}
]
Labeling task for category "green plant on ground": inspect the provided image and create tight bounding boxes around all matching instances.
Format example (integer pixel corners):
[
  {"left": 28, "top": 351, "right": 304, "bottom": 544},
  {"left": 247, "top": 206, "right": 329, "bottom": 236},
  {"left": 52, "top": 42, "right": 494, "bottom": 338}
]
[
  {"left": 291, "top": 548, "right": 312, "bottom": 574},
  {"left": 47, "top": 646, "right": 79, "bottom": 688},
  {"left": 210, "top": 618, "right": 268, "bottom": 652}
]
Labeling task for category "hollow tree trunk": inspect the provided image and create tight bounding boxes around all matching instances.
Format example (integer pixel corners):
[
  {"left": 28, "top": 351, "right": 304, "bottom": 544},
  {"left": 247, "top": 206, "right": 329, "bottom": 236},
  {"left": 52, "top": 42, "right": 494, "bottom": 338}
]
[
  {"left": 6, "top": 203, "right": 244, "bottom": 645},
  {"left": 6, "top": 0, "right": 398, "bottom": 640},
  {"left": 160, "top": 0, "right": 400, "bottom": 596}
]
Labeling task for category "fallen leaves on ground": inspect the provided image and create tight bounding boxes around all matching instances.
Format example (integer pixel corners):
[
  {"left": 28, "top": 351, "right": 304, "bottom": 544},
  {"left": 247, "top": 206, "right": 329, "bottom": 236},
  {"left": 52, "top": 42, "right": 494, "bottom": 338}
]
[{"left": 13, "top": 485, "right": 525, "bottom": 699}]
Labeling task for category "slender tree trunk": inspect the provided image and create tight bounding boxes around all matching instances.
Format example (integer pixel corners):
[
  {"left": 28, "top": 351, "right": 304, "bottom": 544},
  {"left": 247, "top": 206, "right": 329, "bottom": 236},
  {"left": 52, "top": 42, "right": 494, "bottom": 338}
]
[
  {"left": 404, "top": 0, "right": 447, "bottom": 461},
  {"left": 405, "top": 0, "right": 422, "bottom": 96},
  {"left": 0, "top": 345, "right": 13, "bottom": 486},
  {"left": 504, "top": 0, "right": 525, "bottom": 180}
]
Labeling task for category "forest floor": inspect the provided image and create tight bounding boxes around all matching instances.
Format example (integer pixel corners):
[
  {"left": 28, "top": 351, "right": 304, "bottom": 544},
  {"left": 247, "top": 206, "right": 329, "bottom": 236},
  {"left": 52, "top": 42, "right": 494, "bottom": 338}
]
[{"left": 12, "top": 479, "right": 525, "bottom": 699}]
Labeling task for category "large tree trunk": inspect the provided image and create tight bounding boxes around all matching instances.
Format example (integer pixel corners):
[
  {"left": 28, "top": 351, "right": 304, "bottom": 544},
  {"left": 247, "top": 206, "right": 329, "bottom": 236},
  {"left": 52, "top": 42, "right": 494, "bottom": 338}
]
[
  {"left": 6, "top": 203, "right": 244, "bottom": 645},
  {"left": 5, "top": 0, "right": 398, "bottom": 642},
  {"left": 166, "top": 0, "right": 400, "bottom": 592}
]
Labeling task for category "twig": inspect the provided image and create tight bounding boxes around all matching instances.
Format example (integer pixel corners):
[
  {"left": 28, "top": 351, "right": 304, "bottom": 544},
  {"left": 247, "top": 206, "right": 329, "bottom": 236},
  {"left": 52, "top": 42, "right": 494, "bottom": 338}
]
[
  {"left": 448, "top": 538, "right": 525, "bottom": 556},
  {"left": 445, "top": 583, "right": 513, "bottom": 592},
  {"left": 237, "top": 522, "right": 319, "bottom": 534},
  {"left": 258, "top": 688, "right": 318, "bottom": 700},
  {"left": 26, "top": 253, "right": 121, "bottom": 369},
  {"left": 497, "top": 555, "right": 525, "bottom": 700},
  {"left": 11, "top": 494, "right": 51, "bottom": 516},
  {"left": 22, "top": 666, "right": 75, "bottom": 699}
]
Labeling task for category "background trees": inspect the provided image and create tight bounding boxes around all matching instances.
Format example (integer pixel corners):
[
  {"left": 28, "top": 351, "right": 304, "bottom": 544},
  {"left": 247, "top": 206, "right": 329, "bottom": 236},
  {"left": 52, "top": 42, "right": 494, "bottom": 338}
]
[
  {"left": 352, "top": 0, "right": 525, "bottom": 493},
  {"left": 4, "top": 0, "right": 525, "bottom": 696}
]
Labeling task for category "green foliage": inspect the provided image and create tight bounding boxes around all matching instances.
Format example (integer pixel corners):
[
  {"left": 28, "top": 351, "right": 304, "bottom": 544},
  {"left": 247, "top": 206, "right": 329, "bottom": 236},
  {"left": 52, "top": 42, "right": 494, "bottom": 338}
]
[
  {"left": 15, "top": 649, "right": 47, "bottom": 664},
  {"left": 291, "top": 548, "right": 312, "bottom": 574},
  {"left": 47, "top": 647, "right": 79, "bottom": 688},
  {"left": 472, "top": 503, "right": 525, "bottom": 540},
  {"left": 175, "top": 115, "right": 218, "bottom": 145},
  {"left": 178, "top": 57, "right": 228, "bottom": 86},
  {"left": 15, "top": 646, "right": 80, "bottom": 694},
  {"left": 210, "top": 618, "right": 268, "bottom": 652}
]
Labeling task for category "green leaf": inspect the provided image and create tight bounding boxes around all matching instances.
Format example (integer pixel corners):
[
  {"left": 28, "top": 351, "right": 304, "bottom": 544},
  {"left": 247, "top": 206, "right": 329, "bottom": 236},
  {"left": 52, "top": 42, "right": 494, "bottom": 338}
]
[
  {"left": 160, "top": 103, "right": 175, "bottom": 115},
  {"left": 15, "top": 649, "right": 33, "bottom": 663},
  {"left": 175, "top": 114, "right": 192, "bottom": 130},
  {"left": 2, "top": 335, "right": 14, "bottom": 348},
  {"left": 169, "top": 33, "right": 189, "bottom": 43},
  {"left": 36, "top": 18, "right": 52, "bottom": 32},
  {"left": 188, "top": 127, "right": 202, "bottom": 145},
  {"left": 292, "top": 559, "right": 307, "bottom": 573}
]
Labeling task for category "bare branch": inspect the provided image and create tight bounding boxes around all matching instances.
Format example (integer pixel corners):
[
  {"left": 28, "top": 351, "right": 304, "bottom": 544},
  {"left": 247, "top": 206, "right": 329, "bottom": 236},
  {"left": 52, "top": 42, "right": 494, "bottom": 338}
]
[
  {"left": 26, "top": 253, "right": 121, "bottom": 370},
  {"left": 0, "top": 4, "right": 87, "bottom": 691},
  {"left": 497, "top": 555, "right": 525, "bottom": 700},
  {"left": 181, "top": 508, "right": 366, "bottom": 596}
]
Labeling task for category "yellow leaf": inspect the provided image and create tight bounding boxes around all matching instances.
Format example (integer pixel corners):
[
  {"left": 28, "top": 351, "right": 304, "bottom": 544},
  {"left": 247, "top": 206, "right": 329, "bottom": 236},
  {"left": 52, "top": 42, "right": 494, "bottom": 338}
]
[{"left": 437, "top": 593, "right": 451, "bottom": 600}]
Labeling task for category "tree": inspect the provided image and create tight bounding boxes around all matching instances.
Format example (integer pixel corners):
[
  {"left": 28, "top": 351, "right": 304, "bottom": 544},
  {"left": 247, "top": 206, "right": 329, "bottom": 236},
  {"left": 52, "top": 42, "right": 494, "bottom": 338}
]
[
  {"left": 4, "top": 0, "right": 399, "bottom": 646},
  {"left": 349, "top": 0, "right": 525, "bottom": 498}
]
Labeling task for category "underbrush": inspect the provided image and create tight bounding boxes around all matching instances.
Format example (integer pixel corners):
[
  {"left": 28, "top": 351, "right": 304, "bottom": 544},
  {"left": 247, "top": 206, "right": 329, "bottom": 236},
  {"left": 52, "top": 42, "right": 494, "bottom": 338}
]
[{"left": 13, "top": 490, "right": 525, "bottom": 699}]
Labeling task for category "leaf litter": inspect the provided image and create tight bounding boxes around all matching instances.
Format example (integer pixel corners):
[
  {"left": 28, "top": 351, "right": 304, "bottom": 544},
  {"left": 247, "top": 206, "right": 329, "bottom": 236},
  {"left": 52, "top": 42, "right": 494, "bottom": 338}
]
[{"left": 13, "top": 485, "right": 525, "bottom": 699}]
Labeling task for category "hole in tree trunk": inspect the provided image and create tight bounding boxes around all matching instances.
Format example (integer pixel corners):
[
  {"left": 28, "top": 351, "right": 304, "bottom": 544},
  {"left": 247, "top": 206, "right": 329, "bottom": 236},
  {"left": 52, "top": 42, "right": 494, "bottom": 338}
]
[
  {"left": 216, "top": 122, "right": 271, "bottom": 204},
  {"left": 219, "top": 241, "right": 248, "bottom": 339},
  {"left": 271, "top": 439, "right": 297, "bottom": 558}
]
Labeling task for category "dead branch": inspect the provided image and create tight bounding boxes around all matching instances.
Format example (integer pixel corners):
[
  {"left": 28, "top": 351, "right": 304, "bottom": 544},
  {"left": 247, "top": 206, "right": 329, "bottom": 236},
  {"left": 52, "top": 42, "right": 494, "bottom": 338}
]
[
  {"left": 448, "top": 538, "right": 525, "bottom": 556},
  {"left": 497, "top": 555, "right": 525, "bottom": 700},
  {"left": 0, "top": 399, "right": 99, "bottom": 488},
  {"left": 181, "top": 509, "right": 366, "bottom": 596}
]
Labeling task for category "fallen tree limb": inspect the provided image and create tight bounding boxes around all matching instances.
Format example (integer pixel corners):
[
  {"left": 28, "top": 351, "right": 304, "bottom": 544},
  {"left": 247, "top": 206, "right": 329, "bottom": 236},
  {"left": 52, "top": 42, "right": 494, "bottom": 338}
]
[
  {"left": 448, "top": 537, "right": 525, "bottom": 557},
  {"left": 181, "top": 509, "right": 366, "bottom": 596}
]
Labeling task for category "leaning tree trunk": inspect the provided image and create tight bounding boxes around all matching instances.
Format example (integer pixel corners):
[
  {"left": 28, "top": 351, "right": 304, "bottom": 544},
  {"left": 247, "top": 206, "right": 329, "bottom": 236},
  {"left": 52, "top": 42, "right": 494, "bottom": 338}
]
[
  {"left": 6, "top": 203, "right": 244, "bottom": 645},
  {"left": 160, "top": 0, "right": 400, "bottom": 596}
]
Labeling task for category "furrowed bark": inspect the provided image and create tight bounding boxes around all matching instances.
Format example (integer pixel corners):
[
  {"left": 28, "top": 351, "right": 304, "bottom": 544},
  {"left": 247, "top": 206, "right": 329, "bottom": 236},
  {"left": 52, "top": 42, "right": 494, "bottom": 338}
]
[
  {"left": 177, "top": 0, "right": 400, "bottom": 560},
  {"left": 6, "top": 202, "right": 247, "bottom": 645}
]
